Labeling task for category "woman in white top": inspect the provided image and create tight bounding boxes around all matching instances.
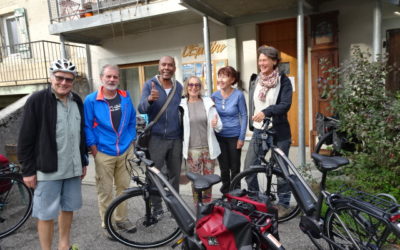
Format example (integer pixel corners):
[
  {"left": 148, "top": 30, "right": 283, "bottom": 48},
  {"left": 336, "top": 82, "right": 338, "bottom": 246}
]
[{"left": 180, "top": 76, "right": 222, "bottom": 205}]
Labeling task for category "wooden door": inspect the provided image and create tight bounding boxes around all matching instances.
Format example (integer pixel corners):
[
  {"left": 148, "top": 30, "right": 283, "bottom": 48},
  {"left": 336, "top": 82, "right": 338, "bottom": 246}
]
[
  {"left": 258, "top": 18, "right": 309, "bottom": 146},
  {"left": 386, "top": 29, "right": 400, "bottom": 93},
  {"left": 309, "top": 11, "right": 339, "bottom": 153}
]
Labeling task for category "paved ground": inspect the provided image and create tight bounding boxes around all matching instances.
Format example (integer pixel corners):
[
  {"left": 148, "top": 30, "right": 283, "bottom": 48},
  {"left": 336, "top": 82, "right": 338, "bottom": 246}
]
[{"left": 0, "top": 145, "right": 321, "bottom": 249}]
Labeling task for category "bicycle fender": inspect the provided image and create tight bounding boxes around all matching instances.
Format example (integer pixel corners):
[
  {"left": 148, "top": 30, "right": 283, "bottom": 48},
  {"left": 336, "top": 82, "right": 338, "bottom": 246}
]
[{"left": 122, "top": 187, "right": 142, "bottom": 195}]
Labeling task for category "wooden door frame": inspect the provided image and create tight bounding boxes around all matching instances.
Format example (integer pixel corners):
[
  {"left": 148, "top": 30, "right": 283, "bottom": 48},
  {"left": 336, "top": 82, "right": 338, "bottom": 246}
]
[{"left": 119, "top": 60, "right": 159, "bottom": 89}]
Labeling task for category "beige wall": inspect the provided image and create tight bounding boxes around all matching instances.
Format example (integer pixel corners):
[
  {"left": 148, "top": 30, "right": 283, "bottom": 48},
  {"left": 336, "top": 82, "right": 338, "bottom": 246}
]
[
  {"left": 90, "top": 21, "right": 228, "bottom": 88},
  {"left": 0, "top": 0, "right": 59, "bottom": 43}
]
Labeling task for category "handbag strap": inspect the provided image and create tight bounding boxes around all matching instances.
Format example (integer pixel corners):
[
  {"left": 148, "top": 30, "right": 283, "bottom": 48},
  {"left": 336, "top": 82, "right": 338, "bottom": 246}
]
[{"left": 145, "top": 78, "right": 177, "bottom": 130}]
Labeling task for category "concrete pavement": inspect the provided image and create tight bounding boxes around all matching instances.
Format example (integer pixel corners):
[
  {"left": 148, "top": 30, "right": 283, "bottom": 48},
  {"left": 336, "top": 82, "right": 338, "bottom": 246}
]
[{"left": 0, "top": 144, "right": 318, "bottom": 249}]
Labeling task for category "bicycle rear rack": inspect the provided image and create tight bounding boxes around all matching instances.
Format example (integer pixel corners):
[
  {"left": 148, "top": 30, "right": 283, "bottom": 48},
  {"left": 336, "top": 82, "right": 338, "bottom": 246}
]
[{"left": 338, "top": 188, "right": 400, "bottom": 215}]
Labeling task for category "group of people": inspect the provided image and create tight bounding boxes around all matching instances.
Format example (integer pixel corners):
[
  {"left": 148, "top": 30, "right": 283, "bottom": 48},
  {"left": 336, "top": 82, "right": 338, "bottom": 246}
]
[{"left": 16, "top": 45, "right": 293, "bottom": 249}]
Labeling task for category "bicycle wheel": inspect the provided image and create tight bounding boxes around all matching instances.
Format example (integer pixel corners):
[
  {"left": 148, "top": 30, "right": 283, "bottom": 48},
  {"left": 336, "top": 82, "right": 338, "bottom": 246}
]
[
  {"left": 325, "top": 203, "right": 400, "bottom": 249},
  {"left": 0, "top": 175, "right": 33, "bottom": 239},
  {"left": 105, "top": 188, "right": 181, "bottom": 248},
  {"left": 230, "top": 167, "right": 300, "bottom": 223}
]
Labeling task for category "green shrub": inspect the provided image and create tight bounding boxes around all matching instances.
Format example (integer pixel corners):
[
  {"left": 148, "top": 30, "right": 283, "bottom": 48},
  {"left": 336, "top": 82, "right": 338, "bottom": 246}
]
[{"left": 321, "top": 46, "right": 400, "bottom": 201}]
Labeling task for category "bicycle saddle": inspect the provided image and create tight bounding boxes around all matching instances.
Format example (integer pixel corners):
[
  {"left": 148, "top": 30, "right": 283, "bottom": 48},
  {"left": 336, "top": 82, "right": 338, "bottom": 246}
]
[
  {"left": 186, "top": 172, "right": 221, "bottom": 192},
  {"left": 311, "top": 153, "right": 349, "bottom": 171}
]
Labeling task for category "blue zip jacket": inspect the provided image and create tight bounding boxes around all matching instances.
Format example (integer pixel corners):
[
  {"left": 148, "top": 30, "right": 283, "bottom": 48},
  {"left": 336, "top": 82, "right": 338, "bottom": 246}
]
[
  {"left": 84, "top": 86, "right": 136, "bottom": 156},
  {"left": 138, "top": 76, "right": 182, "bottom": 139}
]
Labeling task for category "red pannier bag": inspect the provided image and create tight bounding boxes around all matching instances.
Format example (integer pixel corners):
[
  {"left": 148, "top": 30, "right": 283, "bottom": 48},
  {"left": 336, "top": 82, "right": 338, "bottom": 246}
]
[
  {"left": 196, "top": 203, "right": 253, "bottom": 250},
  {"left": 0, "top": 154, "right": 12, "bottom": 194},
  {"left": 225, "top": 189, "right": 279, "bottom": 239}
]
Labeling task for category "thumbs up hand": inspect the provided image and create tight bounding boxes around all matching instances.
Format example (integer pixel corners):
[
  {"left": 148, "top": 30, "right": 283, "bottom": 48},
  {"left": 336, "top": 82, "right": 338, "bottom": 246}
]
[
  {"left": 148, "top": 81, "right": 160, "bottom": 102},
  {"left": 211, "top": 114, "right": 218, "bottom": 128}
]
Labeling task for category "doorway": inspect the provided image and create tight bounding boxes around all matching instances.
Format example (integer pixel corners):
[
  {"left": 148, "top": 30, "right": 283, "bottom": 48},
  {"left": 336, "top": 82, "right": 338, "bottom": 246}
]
[
  {"left": 258, "top": 18, "right": 309, "bottom": 146},
  {"left": 119, "top": 61, "right": 159, "bottom": 108}
]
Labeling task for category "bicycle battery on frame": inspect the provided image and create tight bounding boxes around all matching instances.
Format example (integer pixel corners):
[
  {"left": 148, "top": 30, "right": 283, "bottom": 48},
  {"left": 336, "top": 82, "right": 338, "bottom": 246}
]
[
  {"left": 148, "top": 166, "right": 196, "bottom": 235},
  {"left": 273, "top": 149, "right": 316, "bottom": 216}
]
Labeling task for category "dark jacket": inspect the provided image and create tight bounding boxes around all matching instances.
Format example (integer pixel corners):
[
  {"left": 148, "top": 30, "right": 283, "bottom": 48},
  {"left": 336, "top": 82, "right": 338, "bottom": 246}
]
[
  {"left": 248, "top": 73, "right": 293, "bottom": 141},
  {"left": 138, "top": 76, "right": 183, "bottom": 139},
  {"left": 17, "top": 86, "right": 88, "bottom": 177}
]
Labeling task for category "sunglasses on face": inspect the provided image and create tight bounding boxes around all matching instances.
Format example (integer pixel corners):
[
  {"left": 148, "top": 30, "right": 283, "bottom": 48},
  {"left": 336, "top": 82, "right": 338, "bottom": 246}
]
[
  {"left": 188, "top": 83, "right": 201, "bottom": 88},
  {"left": 54, "top": 75, "right": 74, "bottom": 83}
]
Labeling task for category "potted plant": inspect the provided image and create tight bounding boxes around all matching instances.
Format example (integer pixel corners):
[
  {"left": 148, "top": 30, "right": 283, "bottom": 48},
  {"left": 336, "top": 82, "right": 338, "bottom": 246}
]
[{"left": 80, "top": 2, "right": 93, "bottom": 18}]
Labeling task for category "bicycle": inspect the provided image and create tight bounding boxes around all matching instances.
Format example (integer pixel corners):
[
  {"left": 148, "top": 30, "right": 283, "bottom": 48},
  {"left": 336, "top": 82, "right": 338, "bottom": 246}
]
[
  {"left": 299, "top": 153, "right": 400, "bottom": 249},
  {"left": 0, "top": 162, "right": 33, "bottom": 239},
  {"left": 315, "top": 112, "right": 355, "bottom": 156},
  {"left": 229, "top": 118, "right": 301, "bottom": 222},
  {"left": 105, "top": 148, "right": 284, "bottom": 249},
  {"left": 230, "top": 118, "right": 400, "bottom": 249}
]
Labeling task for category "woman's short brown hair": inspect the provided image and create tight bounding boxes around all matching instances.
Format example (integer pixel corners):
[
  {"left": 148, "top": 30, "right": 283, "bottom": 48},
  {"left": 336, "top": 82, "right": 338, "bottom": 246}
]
[{"left": 217, "top": 66, "right": 239, "bottom": 84}]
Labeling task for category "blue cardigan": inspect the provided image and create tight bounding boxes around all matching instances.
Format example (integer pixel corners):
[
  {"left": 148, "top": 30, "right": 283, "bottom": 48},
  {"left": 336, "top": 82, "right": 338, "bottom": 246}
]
[{"left": 212, "top": 89, "right": 248, "bottom": 141}]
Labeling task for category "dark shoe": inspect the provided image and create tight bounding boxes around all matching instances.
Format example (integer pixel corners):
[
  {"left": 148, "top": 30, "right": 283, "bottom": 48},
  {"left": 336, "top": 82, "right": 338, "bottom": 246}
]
[
  {"left": 116, "top": 220, "right": 137, "bottom": 233},
  {"left": 103, "top": 228, "right": 116, "bottom": 241}
]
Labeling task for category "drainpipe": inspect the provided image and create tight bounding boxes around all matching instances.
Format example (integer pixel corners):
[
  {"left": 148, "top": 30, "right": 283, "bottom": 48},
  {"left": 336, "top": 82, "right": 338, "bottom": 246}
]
[
  {"left": 60, "top": 34, "right": 68, "bottom": 59},
  {"left": 85, "top": 44, "right": 94, "bottom": 92},
  {"left": 372, "top": 0, "right": 382, "bottom": 61},
  {"left": 203, "top": 16, "right": 212, "bottom": 97},
  {"left": 297, "top": 0, "right": 306, "bottom": 167}
]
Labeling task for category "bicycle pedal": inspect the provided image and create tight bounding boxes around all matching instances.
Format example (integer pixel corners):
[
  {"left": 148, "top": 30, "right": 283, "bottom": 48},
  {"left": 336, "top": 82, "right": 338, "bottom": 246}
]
[{"left": 171, "top": 238, "right": 184, "bottom": 248}]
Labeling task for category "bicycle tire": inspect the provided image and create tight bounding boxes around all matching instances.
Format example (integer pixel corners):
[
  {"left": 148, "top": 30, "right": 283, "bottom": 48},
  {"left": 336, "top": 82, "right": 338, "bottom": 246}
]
[
  {"left": 315, "top": 131, "right": 341, "bottom": 156},
  {"left": 105, "top": 188, "right": 181, "bottom": 248},
  {"left": 325, "top": 202, "right": 400, "bottom": 249},
  {"left": 230, "top": 167, "right": 300, "bottom": 223},
  {"left": 0, "top": 175, "right": 33, "bottom": 239}
]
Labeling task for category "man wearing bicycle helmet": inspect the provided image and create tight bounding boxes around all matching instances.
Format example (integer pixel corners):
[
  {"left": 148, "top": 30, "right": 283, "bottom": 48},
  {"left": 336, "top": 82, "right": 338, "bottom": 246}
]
[
  {"left": 84, "top": 64, "right": 137, "bottom": 239},
  {"left": 17, "top": 59, "right": 88, "bottom": 250}
]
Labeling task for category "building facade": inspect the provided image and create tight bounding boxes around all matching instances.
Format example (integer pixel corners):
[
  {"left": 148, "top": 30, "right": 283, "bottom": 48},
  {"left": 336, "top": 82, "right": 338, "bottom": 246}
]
[{"left": 1, "top": 0, "right": 399, "bottom": 157}]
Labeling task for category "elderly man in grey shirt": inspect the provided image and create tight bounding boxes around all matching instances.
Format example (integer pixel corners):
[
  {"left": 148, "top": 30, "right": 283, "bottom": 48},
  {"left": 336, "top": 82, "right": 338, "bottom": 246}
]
[{"left": 17, "top": 59, "right": 88, "bottom": 250}]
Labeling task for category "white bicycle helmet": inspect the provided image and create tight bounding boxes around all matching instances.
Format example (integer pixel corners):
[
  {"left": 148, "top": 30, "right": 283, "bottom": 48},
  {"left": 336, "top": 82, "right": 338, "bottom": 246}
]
[{"left": 49, "top": 59, "right": 77, "bottom": 76}]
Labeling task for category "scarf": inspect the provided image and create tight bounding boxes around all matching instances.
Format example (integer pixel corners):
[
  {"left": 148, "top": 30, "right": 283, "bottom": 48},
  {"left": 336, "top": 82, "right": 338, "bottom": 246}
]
[{"left": 257, "top": 69, "right": 279, "bottom": 102}]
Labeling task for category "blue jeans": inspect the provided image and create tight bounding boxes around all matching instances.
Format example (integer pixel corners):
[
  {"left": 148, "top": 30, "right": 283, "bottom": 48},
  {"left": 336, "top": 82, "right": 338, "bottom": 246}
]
[{"left": 243, "top": 128, "right": 292, "bottom": 207}]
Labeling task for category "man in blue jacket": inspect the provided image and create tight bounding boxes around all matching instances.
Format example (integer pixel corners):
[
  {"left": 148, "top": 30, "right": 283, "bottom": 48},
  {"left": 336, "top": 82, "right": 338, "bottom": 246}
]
[
  {"left": 138, "top": 56, "right": 183, "bottom": 214},
  {"left": 84, "top": 64, "right": 136, "bottom": 238}
]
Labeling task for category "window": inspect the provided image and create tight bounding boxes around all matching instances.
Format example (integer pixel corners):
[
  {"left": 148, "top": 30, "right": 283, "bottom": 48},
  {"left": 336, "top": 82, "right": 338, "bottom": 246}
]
[
  {"left": 5, "top": 16, "right": 20, "bottom": 53},
  {"left": 119, "top": 61, "right": 159, "bottom": 107},
  {"left": 0, "top": 8, "right": 30, "bottom": 57}
]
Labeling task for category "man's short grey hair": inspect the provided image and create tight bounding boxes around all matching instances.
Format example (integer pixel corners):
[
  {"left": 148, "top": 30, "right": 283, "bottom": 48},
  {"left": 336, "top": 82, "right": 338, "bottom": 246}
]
[
  {"left": 257, "top": 46, "right": 281, "bottom": 69},
  {"left": 100, "top": 64, "right": 119, "bottom": 76}
]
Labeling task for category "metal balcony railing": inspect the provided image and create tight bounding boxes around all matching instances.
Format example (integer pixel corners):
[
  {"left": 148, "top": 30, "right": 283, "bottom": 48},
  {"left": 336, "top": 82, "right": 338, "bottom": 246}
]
[
  {"left": 48, "top": 0, "right": 151, "bottom": 23},
  {"left": 0, "top": 40, "right": 87, "bottom": 85}
]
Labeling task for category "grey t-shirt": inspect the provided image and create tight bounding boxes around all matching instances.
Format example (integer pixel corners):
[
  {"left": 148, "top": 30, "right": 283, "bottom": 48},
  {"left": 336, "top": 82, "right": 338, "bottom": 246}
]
[{"left": 188, "top": 100, "right": 208, "bottom": 148}]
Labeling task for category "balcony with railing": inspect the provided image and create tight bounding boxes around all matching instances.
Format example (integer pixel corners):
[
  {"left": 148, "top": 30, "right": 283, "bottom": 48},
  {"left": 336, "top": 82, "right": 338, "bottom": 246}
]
[
  {"left": 0, "top": 40, "right": 87, "bottom": 86},
  {"left": 47, "top": 0, "right": 199, "bottom": 44}
]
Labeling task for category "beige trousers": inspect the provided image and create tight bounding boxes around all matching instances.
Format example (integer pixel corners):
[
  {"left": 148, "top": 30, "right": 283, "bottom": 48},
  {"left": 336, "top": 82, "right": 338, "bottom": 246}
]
[{"left": 94, "top": 145, "right": 133, "bottom": 227}]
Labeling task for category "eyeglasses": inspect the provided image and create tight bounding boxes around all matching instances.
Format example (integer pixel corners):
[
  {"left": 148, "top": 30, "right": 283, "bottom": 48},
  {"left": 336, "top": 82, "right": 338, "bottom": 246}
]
[
  {"left": 188, "top": 83, "right": 201, "bottom": 88},
  {"left": 54, "top": 75, "right": 74, "bottom": 83}
]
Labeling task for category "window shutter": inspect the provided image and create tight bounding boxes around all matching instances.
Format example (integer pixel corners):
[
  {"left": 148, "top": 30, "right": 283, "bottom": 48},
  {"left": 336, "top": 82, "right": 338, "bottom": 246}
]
[{"left": 14, "top": 8, "right": 31, "bottom": 58}]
